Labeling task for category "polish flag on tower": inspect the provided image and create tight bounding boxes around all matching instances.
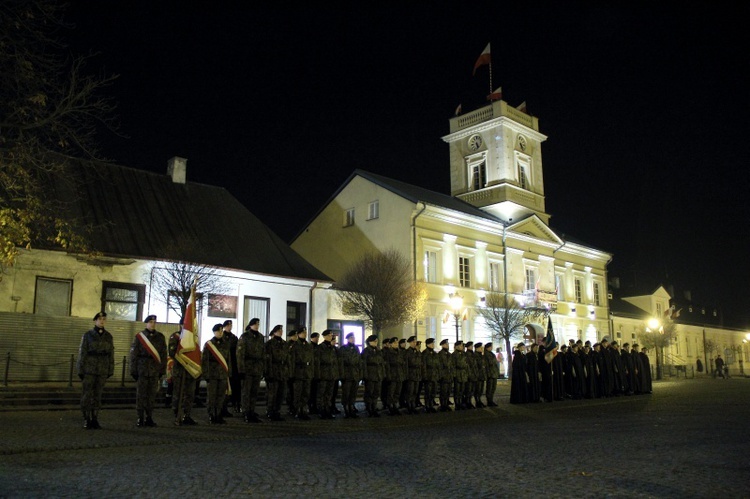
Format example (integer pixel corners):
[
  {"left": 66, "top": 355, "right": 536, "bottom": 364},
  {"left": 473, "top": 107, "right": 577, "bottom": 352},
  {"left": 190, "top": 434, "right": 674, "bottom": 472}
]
[{"left": 473, "top": 43, "right": 491, "bottom": 76}]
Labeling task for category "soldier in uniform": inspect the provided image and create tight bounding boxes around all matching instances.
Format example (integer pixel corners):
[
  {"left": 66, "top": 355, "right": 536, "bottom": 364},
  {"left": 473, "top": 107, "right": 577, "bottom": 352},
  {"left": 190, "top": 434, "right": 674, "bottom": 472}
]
[
  {"left": 361, "top": 334, "right": 385, "bottom": 417},
  {"left": 473, "top": 342, "right": 486, "bottom": 408},
  {"left": 383, "top": 337, "right": 405, "bottom": 415},
  {"left": 264, "top": 325, "right": 289, "bottom": 421},
  {"left": 314, "top": 329, "right": 339, "bottom": 419},
  {"left": 221, "top": 320, "right": 239, "bottom": 417},
  {"left": 398, "top": 338, "right": 409, "bottom": 408},
  {"left": 285, "top": 328, "right": 298, "bottom": 415},
  {"left": 76, "top": 312, "right": 114, "bottom": 429},
  {"left": 464, "top": 342, "right": 478, "bottom": 409},
  {"left": 308, "top": 331, "right": 320, "bottom": 414},
  {"left": 338, "top": 332, "right": 362, "bottom": 418},
  {"left": 169, "top": 318, "right": 198, "bottom": 426},
  {"left": 290, "top": 327, "right": 314, "bottom": 420},
  {"left": 329, "top": 334, "right": 342, "bottom": 415},
  {"left": 421, "top": 338, "right": 440, "bottom": 413},
  {"left": 437, "top": 339, "right": 453, "bottom": 412},
  {"left": 484, "top": 343, "right": 500, "bottom": 406},
  {"left": 404, "top": 336, "right": 422, "bottom": 414},
  {"left": 129, "top": 315, "right": 167, "bottom": 427},
  {"left": 237, "top": 318, "right": 265, "bottom": 423},
  {"left": 202, "top": 323, "right": 232, "bottom": 424},
  {"left": 451, "top": 341, "right": 468, "bottom": 410}
]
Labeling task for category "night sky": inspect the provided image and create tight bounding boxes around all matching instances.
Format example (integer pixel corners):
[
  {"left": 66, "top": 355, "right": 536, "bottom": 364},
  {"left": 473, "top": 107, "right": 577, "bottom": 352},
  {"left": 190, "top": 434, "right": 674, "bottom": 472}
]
[{"left": 63, "top": 2, "right": 750, "bottom": 326}]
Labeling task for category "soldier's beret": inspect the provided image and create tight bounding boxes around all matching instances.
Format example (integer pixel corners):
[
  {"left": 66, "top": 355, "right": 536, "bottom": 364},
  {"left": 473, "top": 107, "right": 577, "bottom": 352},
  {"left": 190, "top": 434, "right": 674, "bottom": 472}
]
[
  {"left": 366, "top": 334, "right": 378, "bottom": 343},
  {"left": 346, "top": 332, "right": 355, "bottom": 339},
  {"left": 454, "top": 341, "right": 463, "bottom": 346},
  {"left": 407, "top": 336, "right": 416, "bottom": 342},
  {"left": 439, "top": 339, "right": 449, "bottom": 346},
  {"left": 287, "top": 329, "right": 297, "bottom": 337},
  {"left": 465, "top": 341, "right": 473, "bottom": 347},
  {"left": 601, "top": 337, "right": 609, "bottom": 343},
  {"left": 144, "top": 314, "right": 157, "bottom": 323},
  {"left": 222, "top": 320, "right": 233, "bottom": 327},
  {"left": 93, "top": 312, "right": 107, "bottom": 321},
  {"left": 611, "top": 341, "right": 618, "bottom": 346},
  {"left": 485, "top": 343, "right": 493, "bottom": 348},
  {"left": 248, "top": 318, "right": 260, "bottom": 326},
  {"left": 425, "top": 338, "right": 435, "bottom": 345},
  {"left": 322, "top": 330, "right": 332, "bottom": 337},
  {"left": 310, "top": 332, "right": 320, "bottom": 339},
  {"left": 398, "top": 338, "right": 406, "bottom": 345},
  {"left": 212, "top": 324, "right": 223, "bottom": 332}
]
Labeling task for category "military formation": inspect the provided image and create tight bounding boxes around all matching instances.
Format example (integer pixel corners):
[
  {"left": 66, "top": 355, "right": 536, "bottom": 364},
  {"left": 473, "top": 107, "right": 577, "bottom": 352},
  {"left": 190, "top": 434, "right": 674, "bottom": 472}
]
[
  {"left": 76, "top": 313, "right": 508, "bottom": 429},
  {"left": 509, "top": 337, "right": 654, "bottom": 404}
]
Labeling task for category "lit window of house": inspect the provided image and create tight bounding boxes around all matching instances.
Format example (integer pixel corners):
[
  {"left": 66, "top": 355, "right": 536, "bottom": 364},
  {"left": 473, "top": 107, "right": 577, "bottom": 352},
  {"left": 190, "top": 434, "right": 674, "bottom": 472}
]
[
  {"left": 343, "top": 208, "right": 355, "bottom": 227},
  {"left": 367, "top": 200, "right": 379, "bottom": 220}
]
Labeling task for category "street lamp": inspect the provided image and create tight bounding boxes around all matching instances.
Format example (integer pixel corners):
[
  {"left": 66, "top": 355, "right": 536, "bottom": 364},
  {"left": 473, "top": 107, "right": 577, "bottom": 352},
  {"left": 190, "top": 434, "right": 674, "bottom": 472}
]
[{"left": 449, "top": 292, "right": 463, "bottom": 342}]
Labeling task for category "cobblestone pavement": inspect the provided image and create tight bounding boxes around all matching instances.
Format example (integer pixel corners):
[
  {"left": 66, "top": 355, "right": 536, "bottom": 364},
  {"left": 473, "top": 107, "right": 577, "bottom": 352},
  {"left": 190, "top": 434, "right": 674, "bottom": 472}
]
[{"left": 0, "top": 378, "right": 748, "bottom": 498}]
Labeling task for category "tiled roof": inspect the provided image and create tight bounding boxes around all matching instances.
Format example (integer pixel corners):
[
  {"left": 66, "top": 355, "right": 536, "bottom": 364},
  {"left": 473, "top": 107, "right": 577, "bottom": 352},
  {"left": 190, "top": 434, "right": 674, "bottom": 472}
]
[{"left": 47, "top": 162, "right": 330, "bottom": 281}]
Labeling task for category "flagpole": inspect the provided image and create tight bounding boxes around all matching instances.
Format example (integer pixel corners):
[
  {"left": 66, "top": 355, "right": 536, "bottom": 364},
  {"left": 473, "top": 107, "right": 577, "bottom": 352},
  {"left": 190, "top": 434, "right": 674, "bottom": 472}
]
[{"left": 489, "top": 59, "right": 493, "bottom": 99}]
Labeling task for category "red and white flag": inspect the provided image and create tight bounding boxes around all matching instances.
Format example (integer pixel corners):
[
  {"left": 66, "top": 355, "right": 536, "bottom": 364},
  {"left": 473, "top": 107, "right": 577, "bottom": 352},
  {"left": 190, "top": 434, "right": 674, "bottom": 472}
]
[
  {"left": 473, "top": 43, "right": 491, "bottom": 76},
  {"left": 486, "top": 86, "right": 502, "bottom": 101},
  {"left": 175, "top": 282, "right": 202, "bottom": 379}
]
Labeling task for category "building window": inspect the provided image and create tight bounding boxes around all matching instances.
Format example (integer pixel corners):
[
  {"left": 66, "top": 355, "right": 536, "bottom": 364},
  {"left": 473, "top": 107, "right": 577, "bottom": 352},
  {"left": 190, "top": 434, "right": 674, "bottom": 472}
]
[
  {"left": 574, "top": 278, "right": 582, "bottom": 303},
  {"left": 556, "top": 275, "right": 564, "bottom": 300},
  {"left": 593, "top": 282, "right": 601, "bottom": 306},
  {"left": 367, "top": 200, "right": 379, "bottom": 220},
  {"left": 286, "top": 301, "right": 307, "bottom": 334},
  {"left": 424, "top": 250, "right": 438, "bottom": 283},
  {"left": 343, "top": 208, "right": 355, "bottom": 227},
  {"left": 471, "top": 161, "right": 487, "bottom": 190},
  {"left": 34, "top": 277, "right": 72, "bottom": 317},
  {"left": 459, "top": 257, "right": 471, "bottom": 288},
  {"left": 102, "top": 281, "right": 145, "bottom": 321},
  {"left": 524, "top": 268, "right": 537, "bottom": 291},
  {"left": 489, "top": 262, "right": 501, "bottom": 291},
  {"left": 243, "top": 296, "right": 269, "bottom": 334},
  {"left": 656, "top": 303, "right": 662, "bottom": 318},
  {"left": 518, "top": 164, "right": 528, "bottom": 189}
]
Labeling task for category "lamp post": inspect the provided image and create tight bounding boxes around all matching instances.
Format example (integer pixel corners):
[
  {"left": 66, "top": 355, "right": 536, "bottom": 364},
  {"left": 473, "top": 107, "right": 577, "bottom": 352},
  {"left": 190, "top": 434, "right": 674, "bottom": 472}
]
[
  {"left": 450, "top": 292, "right": 463, "bottom": 342},
  {"left": 646, "top": 318, "right": 663, "bottom": 380}
]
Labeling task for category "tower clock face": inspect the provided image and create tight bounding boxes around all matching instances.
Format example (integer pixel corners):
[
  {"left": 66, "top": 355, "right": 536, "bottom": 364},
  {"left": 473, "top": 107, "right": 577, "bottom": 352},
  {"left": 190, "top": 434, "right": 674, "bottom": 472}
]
[
  {"left": 517, "top": 135, "right": 527, "bottom": 152},
  {"left": 468, "top": 134, "right": 483, "bottom": 151}
]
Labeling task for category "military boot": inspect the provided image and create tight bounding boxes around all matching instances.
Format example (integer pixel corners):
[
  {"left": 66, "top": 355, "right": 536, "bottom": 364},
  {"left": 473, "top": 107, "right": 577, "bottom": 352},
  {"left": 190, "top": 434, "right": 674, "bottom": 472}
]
[
  {"left": 83, "top": 412, "right": 92, "bottom": 430},
  {"left": 136, "top": 410, "right": 145, "bottom": 427},
  {"left": 145, "top": 412, "right": 157, "bottom": 427},
  {"left": 90, "top": 411, "right": 101, "bottom": 429}
]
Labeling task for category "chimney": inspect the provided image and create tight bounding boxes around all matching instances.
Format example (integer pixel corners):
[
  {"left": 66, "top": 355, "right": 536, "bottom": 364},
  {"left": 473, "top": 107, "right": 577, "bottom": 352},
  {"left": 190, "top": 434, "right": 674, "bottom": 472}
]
[{"left": 167, "top": 156, "right": 187, "bottom": 184}]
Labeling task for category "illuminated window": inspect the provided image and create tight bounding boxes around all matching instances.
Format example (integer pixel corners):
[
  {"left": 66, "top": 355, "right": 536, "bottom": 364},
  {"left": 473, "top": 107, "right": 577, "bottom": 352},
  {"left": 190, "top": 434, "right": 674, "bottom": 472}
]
[
  {"left": 424, "top": 250, "right": 438, "bottom": 283},
  {"left": 656, "top": 303, "right": 662, "bottom": 318},
  {"left": 525, "top": 268, "right": 537, "bottom": 291},
  {"left": 574, "top": 278, "right": 582, "bottom": 303},
  {"left": 516, "top": 155, "right": 531, "bottom": 190},
  {"left": 489, "top": 262, "right": 501, "bottom": 291},
  {"left": 556, "top": 275, "right": 564, "bottom": 300},
  {"left": 593, "top": 282, "right": 601, "bottom": 306},
  {"left": 343, "top": 208, "right": 354, "bottom": 227},
  {"left": 34, "top": 277, "right": 72, "bottom": 316},
  {"left": 367, "top": 200, "right": 379, "bottom": 220},
  {"left": 102, "top": 281, "right": 145, "bottom": 321},
  {"left": 519, "top": 164, "right": 528, "bottom": 189},
  {"left": 471, "top": 161, "right": 487, "bottom": 190},
  {"left": 459, "top": 257, "right": 471, "bottom": 288}
]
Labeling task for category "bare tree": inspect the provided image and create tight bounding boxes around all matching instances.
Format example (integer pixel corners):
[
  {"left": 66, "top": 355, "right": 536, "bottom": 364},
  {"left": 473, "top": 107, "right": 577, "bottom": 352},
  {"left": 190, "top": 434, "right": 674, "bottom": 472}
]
[
  {"left": 336, "top": 249, "right": 426, "bottom": 339},
  {"left": 146, "top": 260, "right": 230, "bottom": 321},
  {"left": 638, "top": 317, "right": 678, "bottom": 380},
  {"left": 475, "top": 291, "right": 537, "bottom": 365},
  {"left": 0, "top": 0, "right": 119, "bottom": 275}
]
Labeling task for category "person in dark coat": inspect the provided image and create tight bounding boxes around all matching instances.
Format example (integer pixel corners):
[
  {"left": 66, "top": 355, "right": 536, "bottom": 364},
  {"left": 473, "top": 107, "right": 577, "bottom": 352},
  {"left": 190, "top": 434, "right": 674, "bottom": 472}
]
[
  {"left": 551, "top": 342, "right": 565, "bottom": 401},
  {"left": 598, "top": 339, "right": 615, "bottom": 397},
  {"left": 130, "top": 315, "right": 167, "bottom": 427},
  {"left": 509, "top": 343, "right": 528, "bottom": 404},
  {"left": 264, "top": 324, "right": 289, "bottom": 421},
  {"left": 201, "top": 323, "right": 232, "bottom": 424},
  {"left": 630, "top": 343, "right": 643, "bottom": 394},
  {"left": 483, "top": 343, "right": 499, "bottom": 407},
  {"left": 582, "top": 344, "right": 598, "bottom": 399},
  {"left": 290, "top": 328, "right": 314, "bottom": 420},
  {"left": 404, "top": 336, "right": 422, "bottom": 414},
  {"left": 610, "top": 341, "right": 626, "bottom": 395},
  {"left": 526, "top": 343, "right": 541, "bottom": 403},
  {"left": 538, "top": 343, "right": 554, "bottom": 402},
  {"left": 77, "top": 312, "right": 114, "bottom": 429},
  {"left": 639, "top": 346, "right": 653, "bottom": 393},
  {"left": 437, "top": 339, "right": 454, "bottom": 411},
  {"left": 566, "top": 343, "right": 585, "bottom": 399},
  {"left": 314, "top": 330, "right": 339, "bottom": 419},
  {"left": 420, "top": 338, "right": 440, "bottom": 413},
  {"left": 221, "top": 320, "right": 240, "bottom": 417},
  {"left": 361, "top": 334, "right": 385, "bottom": 417},
  {"left": 236, "top": 318, "right": 265, "bottom": 423},
  {"left": 621, "top": 343, "right": 637, "bottom": 395},
  {"left": 384, "top": 337, "right": 405, "bottom": 415},
  {"left": 451, "top": 341, "right": 468, "bottom": 410},
  {"left": 168, "top": 319, "right": 198, "bottom": 426},
  {"left": 338, "top": 332, "right": 362, "bottom": 418}
]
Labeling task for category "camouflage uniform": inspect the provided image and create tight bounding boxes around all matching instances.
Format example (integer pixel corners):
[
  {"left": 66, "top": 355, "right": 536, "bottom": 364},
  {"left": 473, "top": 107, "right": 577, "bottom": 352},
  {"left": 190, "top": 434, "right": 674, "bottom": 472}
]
[
  {"left": 420, "top": 341, "right": 440, "bottom": 413},
  {"left": 201, "top": 333, "right": 232, "bottom": 423},
  {"left": 264, "top": 331, "right": 290, "bottom": 421},
  {"left": 404, "top": 342, "right": 422, "bottom": 414},
  {"left": 361, "top": 338, "right": 385, "bottom": 417},
  {"left": 464, "top": 343, "right": 478, "bottom": 408},
  {"left": 451, "top": 343, "right": 469, "bottom": 409},
  {"left": 484, "top": 344, "right": 500, "bottom": 406},
  {"left": 437, "top": 341, "right": 453, "bottom": 411},
  {"left": 314, "top": 334, "right": 339, "bottom": 419},
  {"left": 168, "top": 330, "right": 198, "bottom": 425},
  {"left": 236, "top": 324, "right": 265, "bottom": 422},
  {"left": 473, "top": 347, "right": 486, "bottom": 407},
  {"left": 129, "top": 324, "right": 167, "bottom": 426},
  {"left": 338, "top": 338, "right": 362, "bottom": 418},
  {"left": 383, "top": 339, "right": 405, "bottom": 415},
  {"left": 290, "top": 336, "right": 314, "bottom": 419},
  {"left": 76, "top": 319, "right": 114, "bottom": 429}
]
